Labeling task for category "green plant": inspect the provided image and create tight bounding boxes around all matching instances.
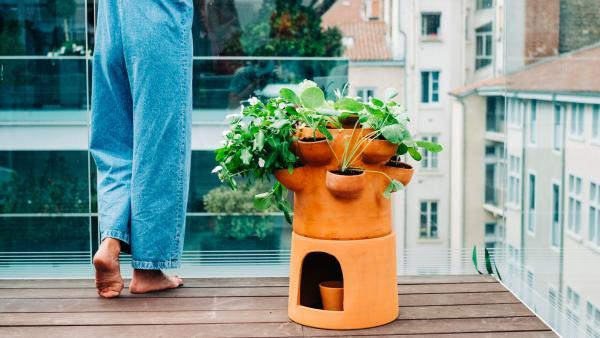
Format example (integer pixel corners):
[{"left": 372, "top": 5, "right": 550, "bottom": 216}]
[
  {"left": 204, "top": 182, "right": 276, "bottom": 240},
  {"left": 472, "top": 246, "right": 503, "bottom": 281}
]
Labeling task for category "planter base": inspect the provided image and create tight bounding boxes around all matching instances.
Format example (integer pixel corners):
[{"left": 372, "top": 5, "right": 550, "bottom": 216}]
[{"left": 288, "top": 231, "right": 398, "bottom": 329}]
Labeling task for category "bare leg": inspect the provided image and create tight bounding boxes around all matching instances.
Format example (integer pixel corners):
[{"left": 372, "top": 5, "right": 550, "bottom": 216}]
[
  {"left": 129, "top": 270, "right": 184, "bottom": 294},
  {"left": 92, "top": 238, "right": 124, "bottom": 298}
]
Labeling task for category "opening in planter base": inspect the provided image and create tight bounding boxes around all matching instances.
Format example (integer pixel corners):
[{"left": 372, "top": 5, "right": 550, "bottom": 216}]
[{"left": 288, "top": 231, "right": 398, "bottom": 329}]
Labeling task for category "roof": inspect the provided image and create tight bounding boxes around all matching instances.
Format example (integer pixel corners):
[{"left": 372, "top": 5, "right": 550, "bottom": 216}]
[
  {"left": 451, "top": 44, "right": 600, "bottom": 97},
  {"left": 322, "top": 0, "right": 393, "bottom": 62}
]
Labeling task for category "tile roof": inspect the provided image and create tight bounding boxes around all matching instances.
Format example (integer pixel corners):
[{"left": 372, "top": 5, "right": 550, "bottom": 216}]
[
  {"left": 451, "top": 44, "right": 600, "bottom": 96},
  {"left": 322, "top": 0, "right": 393, "bottom": 61}
]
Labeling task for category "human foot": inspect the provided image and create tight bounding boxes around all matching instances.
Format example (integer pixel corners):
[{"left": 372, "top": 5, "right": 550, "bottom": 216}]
[
  {"left": 92, "top": 238, "right": 124, "bottom": 298},
  {"left": 129, "top": 269, "right": 184, "bottom": 294}
]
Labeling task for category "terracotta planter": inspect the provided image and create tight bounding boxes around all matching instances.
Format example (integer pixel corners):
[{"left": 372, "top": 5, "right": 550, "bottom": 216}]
[
  {"left": 339, "top": 115, "right": 360, "bottom": 128},
  {"left": 319, "top": 280, "right": 344, "bottom": 311},
  {"left": 384, "top": 160, "right": 414, "bottom": 186},
  {"left": 362, "top": 139, "right": 398, "bottom": 164},
  {"left": 274, "top": 167, "right": 306, "bottom": 192},
  {"left": 297, "top": 139, "right": 332, "bottom": 166},
  {"left": 325, "top": 169, "right": 366, "bottom": 199}
]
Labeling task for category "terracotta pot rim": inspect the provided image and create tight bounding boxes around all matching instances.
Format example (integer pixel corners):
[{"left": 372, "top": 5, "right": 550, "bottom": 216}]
[
  {"left": 327, "top": 168, "right": 365, "bottom": 176},
  {"left": 297, "top": 138, "right": 328, "bottom": 144},
  {"left": 385, "top": 161, "right": 413, "bottom": 170},
  {"left": 319, "top": 280, "right": 344, "bottom": 289}
]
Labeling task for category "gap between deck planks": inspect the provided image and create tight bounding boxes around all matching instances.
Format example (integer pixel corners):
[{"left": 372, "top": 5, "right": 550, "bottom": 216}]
[{"left": 0, "top": 275, "right": 557, "bottom": 338}]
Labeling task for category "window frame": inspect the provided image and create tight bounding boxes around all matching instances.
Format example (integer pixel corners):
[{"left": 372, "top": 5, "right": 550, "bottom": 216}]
[
  {"left": 419, "top": 200, "right": 439, "bottom": 239},
  {"left": 421, "top": 12, "right": 442, "bottom": 39},
  {"left": 527, "top": 171, "right": 536, "bottom": 235},
  {"left": 421, "top": 71, "right": 440, "bottom": 104},
  {"left": 420, "top": 135, "right": 439, "bottom": 170},
  {"left": 569, "top": 103, "right": 585, "bottom": 140},
  {"left": 551, "top": 181, "right": 562, "bottom": 248},
  {"left": 507, "top": 154, "right": 521, "bottom": 208},
  {"left": 592, "top": 105, "right": 600, "bottom": 143},
  {"left": 529, "top": 100, "right": 537, "bottom": 145},
  {"left": 554, "top": 103, "right": 565, "bottom": 151},
  {"left": 356, "top": 87, "right": 375, "bottom": 103},
  {"left": 476, "top": 0, "right": 494, "bottom": 10},
  {"left": 475, "top": 23, "right": 493, "bottom": 70},
  {"left": 589, "top": 182, "right": 600, "bottom": 249},
  {"left": 567, "top": 174, "right": 583, "bottom": 238}
]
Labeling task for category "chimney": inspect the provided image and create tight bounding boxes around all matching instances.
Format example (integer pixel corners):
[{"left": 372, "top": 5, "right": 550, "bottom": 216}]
[{"left": 524, "top": 0, "right": 560, "bottom": 63}]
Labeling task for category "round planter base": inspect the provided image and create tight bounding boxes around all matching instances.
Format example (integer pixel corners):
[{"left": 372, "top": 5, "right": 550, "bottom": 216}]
[{"left": 287, "top": 231, "right": 398, "bottom": 329}]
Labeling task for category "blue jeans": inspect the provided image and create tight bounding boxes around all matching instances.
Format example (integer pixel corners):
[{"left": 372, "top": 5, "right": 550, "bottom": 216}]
[{"left": 90, "top": 0, "right": 193, "bottom": 269}]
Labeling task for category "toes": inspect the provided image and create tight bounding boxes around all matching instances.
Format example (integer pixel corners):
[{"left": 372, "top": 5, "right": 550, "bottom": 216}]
[{"left": 99, "top": 289, "right": 121, "bottom": 298}]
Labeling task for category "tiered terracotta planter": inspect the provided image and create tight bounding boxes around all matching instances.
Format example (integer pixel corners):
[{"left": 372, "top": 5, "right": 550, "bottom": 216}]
[{"left": 276, "top": 128, "right": 414, "bottom": 329}]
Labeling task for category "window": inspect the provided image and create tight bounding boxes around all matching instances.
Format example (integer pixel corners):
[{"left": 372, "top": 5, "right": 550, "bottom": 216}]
[
  {"left": 356, "top": 88, "right": 374, "bottom": 103},
  {"left": 419, "top": 201, "right": 438, "bottom": 238},
  {"left": 421, "top": 136, "right": 439, "bottom": 169},
  {"left": 551, "top": 183, "right": 562, "bottom": 247},
  {"left": 528, "top": 173, "right": 536, "bottom": 234},
  {"left": 568, "top": 175, "right": 583, "bottom": 236},
  {"left": 585, "top": 302, "right": 600, "bottom": 338},
  {"left": 566, "top": 287, "right": 582, "bottom": 338},
  {"left": 421, "top": 71, "right": 440, "bottom": 103},
  {"left": 508, "top": 99, "right": 524, "bottom": 127},
  {"left": 529, "top": 100, "right": 537, "bottom": 144},
  {"left": 477, "top": 0, "right": 493, "bottom": 9},
  {"left": 526, "top": 269, "right": 534, "bottom": 305},
  {"left": 570, "top": 103, "right": 585, "bottom": 138},
  {"left": 485, "top": 222, "right": 497, "bottom": 236},
  {"left": 421, "top": 13, "right": 441, "bottom": 38},
  {"left": 486, "top": 96, "right": 505, "bottom": 132},
  {"left": 554, "top": 104, "right": 565, "bottom": 151},
  {"left": 548, "top": 288, "right": 558, "bottom": 327},
  {"left": 593, "top": 105, "right": 600, "bottom": 142},
  {"left": 485, "top": 143, "right": 505, "bottom": 207},
  {"left": 475, "top": 23, "right": 493, "bottom": 69},
  {"left": 508, "top": 155, "right": 521, "bottom": 207},
  {"left": 590, "top": 182, "right": 600, "bottom": 247}
]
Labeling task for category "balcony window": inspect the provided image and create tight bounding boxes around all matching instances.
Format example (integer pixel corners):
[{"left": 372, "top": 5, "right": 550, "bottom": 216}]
[
  {"left": 486, "top": 96, "right": 506, "bottom": 133},
  {"left": 508, "top": 155, "right": 521, "bottom": 207},
  {"left": 528, "top": 173, "right": 536, "bottom": 234},
  {"left": 476, "top": 0, "right": 494, "bottom": 9},
  {"left": 529, "top": 100, "right": 537, "bottom": 145},
  {"left": 419, "top": 201, "right": 439, "bottom": 239},
  {"left": 421, "top": 13, "right": 441, "bottom": 39},
  {"left": 568, "top": 175, "right": 583, "bottom": 236},
  {"left": 475, "top": 23, "right": 493, "bottom": 69},
  {"left": 421, "top": 71, "right": 440, "bottom": 103},
  {"left": 570, "top": 103, "right": 585, "bottom": 139},
  {"left": 590, "top": 183, "right": 600, "bottom": 247},
  {"left": 551, "top": 183, "right": 562, "bottom": 248},
  {"left": 554, "top": 104, "right": 565, "bottom": 151},
  {"left": 421, "top": 135, "right": 439, "bottom": 169}
]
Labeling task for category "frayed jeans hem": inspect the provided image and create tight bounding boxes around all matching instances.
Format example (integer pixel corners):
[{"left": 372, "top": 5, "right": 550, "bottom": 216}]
[{"left": 131, "top": 259, "right": 181, "bottom": 270}]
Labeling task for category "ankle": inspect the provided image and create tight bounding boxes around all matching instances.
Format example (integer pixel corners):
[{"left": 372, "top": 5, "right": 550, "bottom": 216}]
[
  {"left": 132, "top": 269, "right": 162, "bottom": 279},
  {"left": 100, "top": 238, "right": 121, "bottom": 254}
]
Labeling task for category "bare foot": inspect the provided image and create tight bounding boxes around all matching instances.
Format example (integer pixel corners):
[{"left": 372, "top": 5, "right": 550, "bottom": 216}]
[
  {"left": 129, "top": 270, "right": 184, "bottom": 294},
  {"left": 92, "top": 238, "right": 124, "bottom": 298}
]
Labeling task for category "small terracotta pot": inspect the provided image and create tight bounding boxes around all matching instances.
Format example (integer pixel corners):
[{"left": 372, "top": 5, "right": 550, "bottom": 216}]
[
  {"left": 325, "top": 169, "right": 366, "bottom": 199},
  {"left": 339, "top": 115, "right": 360, "bottom": 128},
  {"left": 362, "top": 139, "right": 398, "bottom": 164},
  {"left": 274, "top": 167, "right": 305, "bottom": 192},
  {"left": 384, "top": 160, "right": 414, "bottom": 186},
  {"left": 299, "top": 127, "right": 326, "bottom": 140},
  {"left": 297, "top": 139, "right": 332, "bottom": 166},
  {"left": 319, "top": 280, "right": 344, "bottom": 311}
]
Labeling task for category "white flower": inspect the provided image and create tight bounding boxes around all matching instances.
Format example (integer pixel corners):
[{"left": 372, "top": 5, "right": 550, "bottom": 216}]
[
  {"left": 258, "top": 158, "right": 265, "bottom": 168},
  {"left": 278, "top": 102, "right": 286, "bottom": 110},
  {"left": 248, "top": 97, "right": 260, "bottom": 106},
  {"left": 298, "top": 79, "right": 317, "bottom": 93},
  {"left": 211, "top": 166, "right": 222, "bottom": 173}
]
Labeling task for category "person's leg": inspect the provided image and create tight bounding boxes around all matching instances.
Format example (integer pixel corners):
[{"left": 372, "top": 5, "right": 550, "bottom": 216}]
[
  {"left": 120, "top": 0, "right": 193, "bottom": 292},
  {"left": 89, "top": 0, "right": 133, "bottom": 298}
]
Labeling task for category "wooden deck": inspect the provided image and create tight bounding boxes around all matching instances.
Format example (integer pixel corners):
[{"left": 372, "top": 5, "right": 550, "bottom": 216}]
[{"left": 0, "top": 275, "right": 557, "bottom": 337}]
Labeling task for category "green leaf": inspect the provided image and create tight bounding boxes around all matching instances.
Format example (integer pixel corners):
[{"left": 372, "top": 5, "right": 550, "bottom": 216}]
[
  {"left": 240, "top": 148, "right": 252, "bottom": 165},
  {"left": 397, "top": 143, "right": 408, "bottom": 155},
  {"left": 407, "top": 147, "right": 422, "bottom": 161},
  {"left": 380, "top": 124, "right": 404, "bottom": 144},
  {"left": 371, "top": 98, "right": 384, "bottom": 107},
  {"left": 271, "top": 119, "right": 290, "bottom": 129},
  {"left": 317, "top": 125, "right": 333, "bottom": 140},
  {"left": 416, "top": 140, "right": 443, "bottom": 153},
  {"left": 300, "top": 87, "right": 326, "bottom": 109},
  {"left": 279, "top": 88, "right": 301, "bottom": 104},
  {"left": 336, "top": 97, "right": 364, "bottom": 112},
  {"left": 472, "top": 246, "right": 483, "bottom": 275},
  {"left": 484, "top": 248, "right": 494, "bottom": 275},
  {"left": 383, "top": 179, "right": 404, "bottom": 199},
  {"left": 384, "top": 88, "right": 398, "bottom": 100},
  {"left": 253, "top": 191, "right": 272, "bottom": 210},
  {"left": 493, "top": 258, "right": 503, "bottom": 281},
  {"left": 253, "top": 130, "right": 265, "bottom": 151}
]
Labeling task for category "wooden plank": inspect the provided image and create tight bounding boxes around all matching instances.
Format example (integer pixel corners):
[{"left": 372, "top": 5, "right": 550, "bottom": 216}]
[
  {"left": 398, "top": 303, "right": 534, "bottom": 320},
  {"left": 302, "top": 317, "right": 552, "bottom": 336},
  {"left": 0, "top": 291, "right": 518, "bottom": 313},
  {"left": 305, "top": 333, "right": 557, "bottom": 338},
  {"left": 0, "top": 323, "right": 304, "bottom": 338},
  {"left": 0, "top": 283, "right": 505, "bottom": 299},
  {"left": 0, "top": 275, "right": 496, "bottom": 289}
]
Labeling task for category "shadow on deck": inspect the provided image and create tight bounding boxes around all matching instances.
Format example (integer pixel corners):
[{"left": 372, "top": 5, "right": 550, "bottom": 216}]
[{"left": 0, "top": 275, "right": 557, "bottom": 337}]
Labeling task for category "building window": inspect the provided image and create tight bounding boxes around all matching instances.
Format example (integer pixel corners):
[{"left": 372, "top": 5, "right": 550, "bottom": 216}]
[
  {"left": 421, "top": 135, "right": 439, "bottom": 169},
  {"left": 528, "top": 173, "right": 536, "bottom": 234},
  {"left": 566, "top": 287, "right": 581, "bottom": 338},
  {"left": 356, "top": 88, "right": 374, "bottom": 103},
  {"left": 551, "top": 183, "right": 561, "bottom": 248},
  {"left": 554, "top": 104, "right": 564, "bottom": 151},
  {"left": 476, "top": 0, "right": 493, "bottom": 9},
  {"left": 486, "top": 96, "right": 505, "bottom": 132},
  {"left": 421, "top": 13, "right": 441, "bottom": 38},
  {"left": 508, "top": 99, "right": 524, "bottom": 127},
  {"left": 419, "top": 201, "right": 438, "bottom": 238},
  {"left": 475, "top": 23, "right": 493, "bottom": 69},
  {"left": 485, "top": 143, "right": 505, "bottom": 207},
  {"left": 548, "top": 288, "right": 558, "bottom": 327},
  {"left": 590, "top": 182, "right": 600, "bottom": 247},
  {"left": 585, "top": 302, "right": 600, "bottom": 338},
  {"left": 593, "top": 105, "right": 600, "bottom": 142},
  {"left": 525, "top": 269, "right": 534, "bottom": 305},
  {"left": 508, "top": 155, "right": 521, "bottom": 207},
  {"left": 529, "top": 100, "right": 537, "bottom": 144},
  {"left": 568, "top": 175, "right": 583, "bottom": 236},
  {"left": 421, "top": 71, "right": 440, "bottom": 103},
  {"left": 570, "top": 103, "right": 585, "bottom": 138}
]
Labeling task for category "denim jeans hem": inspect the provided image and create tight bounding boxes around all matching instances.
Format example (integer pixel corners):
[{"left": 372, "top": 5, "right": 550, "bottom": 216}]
[
  {"left": 131, "top": 259, "right": 181, "bottom": 270},
  {"left": 101, "top": 230, "right": 130, "bottom": 245}
]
